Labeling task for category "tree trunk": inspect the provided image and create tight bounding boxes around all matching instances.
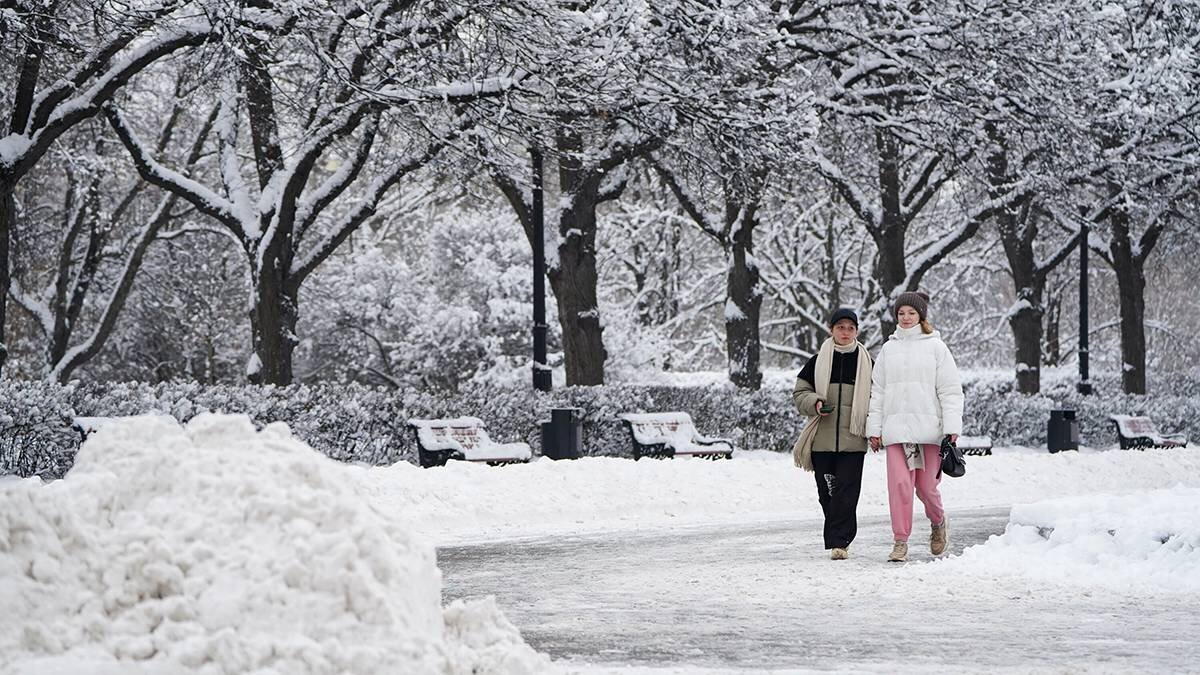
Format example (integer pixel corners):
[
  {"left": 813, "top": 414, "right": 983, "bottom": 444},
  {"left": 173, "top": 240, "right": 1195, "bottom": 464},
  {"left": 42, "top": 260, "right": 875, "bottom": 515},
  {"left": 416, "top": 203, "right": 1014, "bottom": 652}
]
[
  {"left": 550, "top": 127, "right": 610, "bottom": 386},
  {"left": 873, "top": 224, "right": 907, "bottom": 336},
  {"left": 725, "top": 202, "right": 762, "bottom": 390},
  {"left": 1109, "top": 210, "right": 1147, "bottom": 394},
  {"left": 871, "top": 127, "right": 908, "bottom": 337},
  {"left": 249, "top": 265, "right": 300, "bottom": 385},
  {"left": 549, "top": 195, "right": 606, "bottom": 386},
  {"left": 0, "top": 184, "right": 11, "bottom": 376},
  {"left": 1114, "top": 264, "right": 1147, "bottom": 395},
  {"left": 1043, "top": 288, "right": 1062, "bottom": 367},
  {"left": 1008, "top": 298, "right": 1044, "bottom": 394}
]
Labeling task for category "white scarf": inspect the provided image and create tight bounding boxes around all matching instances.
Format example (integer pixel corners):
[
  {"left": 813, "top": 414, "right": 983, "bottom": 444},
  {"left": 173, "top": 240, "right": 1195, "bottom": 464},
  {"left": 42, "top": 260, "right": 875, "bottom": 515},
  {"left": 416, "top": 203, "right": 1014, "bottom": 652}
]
[
  {"left": 813, "top": 338, "right": 872, "bottom": 437},
  {"left": 793, "top": 338, "right": 873, "bottom": 471}
]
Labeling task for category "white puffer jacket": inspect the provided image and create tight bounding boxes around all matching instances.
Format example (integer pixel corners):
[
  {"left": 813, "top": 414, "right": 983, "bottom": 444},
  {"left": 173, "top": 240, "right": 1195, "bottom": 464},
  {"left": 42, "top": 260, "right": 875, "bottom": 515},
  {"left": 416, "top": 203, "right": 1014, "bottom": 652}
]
[{"left": 865, "top": 325, "right": 964, "bottom": 445}]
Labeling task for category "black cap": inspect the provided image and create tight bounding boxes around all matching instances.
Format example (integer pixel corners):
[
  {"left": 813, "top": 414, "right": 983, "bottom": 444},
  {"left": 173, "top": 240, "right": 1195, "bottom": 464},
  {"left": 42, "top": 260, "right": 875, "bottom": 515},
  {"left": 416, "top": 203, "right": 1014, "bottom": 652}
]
[{"left": 828, "top": 307, "right": 858, "bottom": 327}]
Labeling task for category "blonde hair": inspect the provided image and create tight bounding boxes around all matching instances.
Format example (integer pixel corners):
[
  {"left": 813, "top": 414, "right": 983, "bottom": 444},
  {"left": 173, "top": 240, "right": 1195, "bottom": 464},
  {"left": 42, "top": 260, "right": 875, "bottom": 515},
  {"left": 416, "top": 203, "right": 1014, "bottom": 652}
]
[{"left": 920, "top": 319, "right": 934, "bottom": 334}]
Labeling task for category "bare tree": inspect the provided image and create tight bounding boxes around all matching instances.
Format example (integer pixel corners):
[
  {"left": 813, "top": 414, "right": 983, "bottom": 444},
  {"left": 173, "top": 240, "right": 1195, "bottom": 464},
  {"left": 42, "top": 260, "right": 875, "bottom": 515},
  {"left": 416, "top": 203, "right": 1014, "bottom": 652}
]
[
  {"left": 1070, "top": 3, "right": 1200, "bottom": 394},
  {"left": 8, "top": 85, "right": 218, "bottom": 381},
  {"left": 778, "top": 1, "right": 1036, "bottom": 334},
  {"left": 484, "top": 1, "right": 786, "bottom": 385},
  {"left": 104, "top": 1, "right": 525, "bottom": 384},
  {"left": 0, "top": 0, "right": 215, "bottom": 375}
]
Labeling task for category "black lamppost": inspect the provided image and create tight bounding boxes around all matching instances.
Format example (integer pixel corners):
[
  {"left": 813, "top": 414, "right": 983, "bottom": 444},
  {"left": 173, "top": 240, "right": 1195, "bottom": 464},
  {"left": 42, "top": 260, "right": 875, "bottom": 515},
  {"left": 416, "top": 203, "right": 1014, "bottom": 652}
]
[
  {"left": 531, "top": 145, "right": 552, "bottom": 392},
  {"left": 1077, "top": 217, "right": 1092, "bottom": 395}
]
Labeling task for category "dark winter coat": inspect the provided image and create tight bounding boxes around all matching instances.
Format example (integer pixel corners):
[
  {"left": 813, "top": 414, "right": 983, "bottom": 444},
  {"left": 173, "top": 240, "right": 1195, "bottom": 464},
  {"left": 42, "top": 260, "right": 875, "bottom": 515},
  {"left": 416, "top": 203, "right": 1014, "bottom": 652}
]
[{"left": 793, "top": 349, "right": 868, "bottom": 453}]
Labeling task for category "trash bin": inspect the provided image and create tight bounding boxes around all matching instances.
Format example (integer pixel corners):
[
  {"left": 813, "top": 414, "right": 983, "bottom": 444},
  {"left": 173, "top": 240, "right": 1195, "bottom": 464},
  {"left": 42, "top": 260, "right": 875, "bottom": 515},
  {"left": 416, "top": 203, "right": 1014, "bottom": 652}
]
[
  {"left": 1047, "top": 408, "right": 1080, "bottom": 453},
  {"left": 540, "top": 407, "right": 583, "bottom": 459}
]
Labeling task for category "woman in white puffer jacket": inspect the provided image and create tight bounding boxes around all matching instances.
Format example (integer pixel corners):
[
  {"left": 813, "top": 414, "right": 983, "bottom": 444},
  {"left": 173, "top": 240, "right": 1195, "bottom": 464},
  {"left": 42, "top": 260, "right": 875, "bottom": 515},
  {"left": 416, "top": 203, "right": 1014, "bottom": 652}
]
[{"left": 866, "top": 291, "right": 963, "bottom": 563}]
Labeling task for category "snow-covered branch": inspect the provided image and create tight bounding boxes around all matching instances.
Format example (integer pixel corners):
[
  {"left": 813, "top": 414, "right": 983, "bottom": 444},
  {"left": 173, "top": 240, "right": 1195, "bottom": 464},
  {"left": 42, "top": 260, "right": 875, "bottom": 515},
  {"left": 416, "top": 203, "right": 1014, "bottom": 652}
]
[
  {"left": 104, "top": 104, "right": 244, "bottom": 239},
  {"left": 291, "top": 141, "right": 445, "bottom": 284}
]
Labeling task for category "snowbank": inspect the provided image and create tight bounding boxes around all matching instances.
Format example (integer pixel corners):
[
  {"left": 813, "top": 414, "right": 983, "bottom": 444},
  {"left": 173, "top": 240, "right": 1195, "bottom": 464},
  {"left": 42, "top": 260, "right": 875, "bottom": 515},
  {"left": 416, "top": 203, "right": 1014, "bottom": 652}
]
[
  {"left": 362, "top": 446, "right": 1200, "bottom": 545},
  {"left": 0, "top": 414, "right": 555, "bottom": 675},
  {"left": 944, "top": 487, "right": 1200, "bottom": 592}
]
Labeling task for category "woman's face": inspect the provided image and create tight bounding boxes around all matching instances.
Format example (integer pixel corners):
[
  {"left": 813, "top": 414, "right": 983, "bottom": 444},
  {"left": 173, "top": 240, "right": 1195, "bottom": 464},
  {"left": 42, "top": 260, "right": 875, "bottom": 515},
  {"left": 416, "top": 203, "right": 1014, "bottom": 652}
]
[
  {"left": 896, "top": 305, "right": 921, "bottom": 329},
  {"left": 831, "top": 319, "right": 858, "bottom": 346}
]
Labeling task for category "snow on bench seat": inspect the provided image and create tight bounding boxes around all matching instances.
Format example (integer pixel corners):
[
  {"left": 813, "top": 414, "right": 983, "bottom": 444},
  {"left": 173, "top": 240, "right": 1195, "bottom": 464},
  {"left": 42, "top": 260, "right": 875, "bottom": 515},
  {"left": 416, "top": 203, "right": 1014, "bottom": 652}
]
[
  {"left": 1109, "top": 415, "right": 1188, "bottom": 450},
  {"left": 407, "top": 417, "right": 532, "bottom": 467},
  {"left": 956, "top": 435, "right": 993, "bottom": 456},
  {"left": 618, "top": 412, "right": 734, "bottom": 460}
]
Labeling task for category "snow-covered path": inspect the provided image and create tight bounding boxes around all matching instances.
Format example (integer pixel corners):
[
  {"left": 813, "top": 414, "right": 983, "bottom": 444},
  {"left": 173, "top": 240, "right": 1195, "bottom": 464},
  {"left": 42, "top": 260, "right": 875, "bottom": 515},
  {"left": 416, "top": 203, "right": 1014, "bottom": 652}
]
[{"left": 441, "top": 508, "right": 1200, "bottom": 673}]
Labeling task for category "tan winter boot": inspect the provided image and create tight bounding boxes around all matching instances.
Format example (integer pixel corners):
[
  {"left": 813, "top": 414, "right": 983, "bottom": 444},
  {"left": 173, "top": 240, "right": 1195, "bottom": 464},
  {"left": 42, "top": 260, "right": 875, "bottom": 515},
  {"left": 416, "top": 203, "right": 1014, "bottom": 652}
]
[
  {"left": 831, "top": 547, "right": 849, "bottom": 560},
  {"left": 887, "top": 540, "right": 908, "bottom": 562},
  {"left": 931, "top": 517, "right": 950, "bottom": 556}
]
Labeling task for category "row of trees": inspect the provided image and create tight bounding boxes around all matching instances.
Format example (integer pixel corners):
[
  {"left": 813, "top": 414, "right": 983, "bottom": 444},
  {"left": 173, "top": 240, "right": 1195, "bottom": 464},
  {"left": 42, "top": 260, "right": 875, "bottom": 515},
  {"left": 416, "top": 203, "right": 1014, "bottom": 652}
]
[{"left": 2, "top": 1, "right": 1197, "bottom": 395}]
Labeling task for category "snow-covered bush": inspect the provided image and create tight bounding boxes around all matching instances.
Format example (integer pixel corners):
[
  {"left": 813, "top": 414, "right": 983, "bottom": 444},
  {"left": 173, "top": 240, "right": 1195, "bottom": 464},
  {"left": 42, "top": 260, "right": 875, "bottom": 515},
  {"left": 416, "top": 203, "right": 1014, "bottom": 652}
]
[
  {"left": 4, "top": 372, "right": 1197, "bottom": 478},
  {"left": 0, "top": 380, "right": 78, "bottom": 479},
  {"left": 298, "top": 198, "right": 551, "bottom": 390},
  {"left": 963, "top": 370, "right": 1199, "bottom": 448}
]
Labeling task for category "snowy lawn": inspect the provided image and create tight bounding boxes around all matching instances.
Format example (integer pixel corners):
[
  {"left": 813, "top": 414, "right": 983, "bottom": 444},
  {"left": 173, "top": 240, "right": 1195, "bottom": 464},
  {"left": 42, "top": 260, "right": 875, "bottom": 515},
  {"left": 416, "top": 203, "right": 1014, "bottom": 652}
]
[
  {"left": 946, "top": 487, "right": 1200, "bottom": 593},
  {"left": 361, "top": 445, "right": 1200, "bottom": 547},
  {"left": 4, "top": 415, "right": 1198, "bottom": 674}
]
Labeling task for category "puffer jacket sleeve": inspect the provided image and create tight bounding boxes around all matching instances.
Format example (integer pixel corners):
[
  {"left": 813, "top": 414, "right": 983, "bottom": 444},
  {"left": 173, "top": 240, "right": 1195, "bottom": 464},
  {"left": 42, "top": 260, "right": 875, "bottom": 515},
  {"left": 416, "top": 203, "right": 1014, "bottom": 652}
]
[
  {"left": 793, "top": 355, "right": 821, "bottom": 415},
  {"left": 865, "top": 348, "right": 886, "bottom": 437},
  {"left": 936, "top": 340, "right": 964, "bottom": 435}
]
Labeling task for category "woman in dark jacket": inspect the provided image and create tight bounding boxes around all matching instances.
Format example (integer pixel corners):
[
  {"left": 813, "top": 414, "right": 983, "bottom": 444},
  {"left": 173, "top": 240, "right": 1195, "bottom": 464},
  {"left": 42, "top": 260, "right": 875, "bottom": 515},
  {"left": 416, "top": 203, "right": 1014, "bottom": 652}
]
[{"left": 792, "top": 308, "right": 874, "bottom": 560}]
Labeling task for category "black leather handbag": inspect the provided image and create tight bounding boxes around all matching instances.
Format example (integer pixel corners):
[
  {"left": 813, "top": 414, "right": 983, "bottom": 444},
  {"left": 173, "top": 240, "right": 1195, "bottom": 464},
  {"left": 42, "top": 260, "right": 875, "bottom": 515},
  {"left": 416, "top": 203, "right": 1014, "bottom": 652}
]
[{"left": 939, "top": 435, "right": 966, "bottom": 478}]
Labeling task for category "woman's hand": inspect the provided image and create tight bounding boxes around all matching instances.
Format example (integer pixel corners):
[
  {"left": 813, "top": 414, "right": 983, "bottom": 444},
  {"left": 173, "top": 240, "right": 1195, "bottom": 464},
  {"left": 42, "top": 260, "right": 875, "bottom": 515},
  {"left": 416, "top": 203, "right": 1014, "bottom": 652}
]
[
  {"left": 815, "top": 401, "right": 831, "bottom": 416},
  {"left": 869, "top": 436, "right": 881, "bottom": 452}
]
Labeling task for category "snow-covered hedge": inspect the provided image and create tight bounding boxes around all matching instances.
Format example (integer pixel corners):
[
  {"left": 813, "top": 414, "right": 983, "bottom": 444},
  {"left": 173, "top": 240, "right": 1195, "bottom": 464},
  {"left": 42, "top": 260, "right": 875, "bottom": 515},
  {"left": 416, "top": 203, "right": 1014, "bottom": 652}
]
[
  {"left": 0, "top": 381, "right": 78, "bottom": 479},
  {"left": 963, "top": 371, "right": 1200, "bottom": 450},
  {"left": 3, "top": 374, "right": 1197, "bottom": 479}
]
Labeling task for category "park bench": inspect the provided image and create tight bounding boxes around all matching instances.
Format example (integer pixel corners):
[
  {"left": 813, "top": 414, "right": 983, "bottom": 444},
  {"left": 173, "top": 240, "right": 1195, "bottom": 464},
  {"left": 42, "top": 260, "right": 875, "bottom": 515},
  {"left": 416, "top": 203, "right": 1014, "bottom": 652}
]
[
  {"left": 408, "top": 417, "right": 532, "bottom": 468},
  {"left": 618, "top": 412, "right": 734, "bottom": 460},
  {"left": 1109, "top": 415, "right": 1188, "bottom": 450},
  {"left": 956, "top": 435, "right": 993, "bottom": 456}
]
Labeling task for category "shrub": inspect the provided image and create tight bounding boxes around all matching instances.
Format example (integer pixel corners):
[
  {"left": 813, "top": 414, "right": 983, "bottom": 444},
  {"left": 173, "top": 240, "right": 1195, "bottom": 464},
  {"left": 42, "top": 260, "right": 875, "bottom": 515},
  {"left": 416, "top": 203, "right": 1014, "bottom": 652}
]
[{"left": 3, "top": 373, "right": 1197, "bottom": 479}]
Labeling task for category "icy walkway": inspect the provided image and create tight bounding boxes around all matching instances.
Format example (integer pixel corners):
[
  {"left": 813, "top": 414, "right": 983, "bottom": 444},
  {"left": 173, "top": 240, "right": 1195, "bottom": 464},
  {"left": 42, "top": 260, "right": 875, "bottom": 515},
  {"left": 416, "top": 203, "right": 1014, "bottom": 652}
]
[{"left": 440, "top": 508, "right": 1200, "bottom": 673}]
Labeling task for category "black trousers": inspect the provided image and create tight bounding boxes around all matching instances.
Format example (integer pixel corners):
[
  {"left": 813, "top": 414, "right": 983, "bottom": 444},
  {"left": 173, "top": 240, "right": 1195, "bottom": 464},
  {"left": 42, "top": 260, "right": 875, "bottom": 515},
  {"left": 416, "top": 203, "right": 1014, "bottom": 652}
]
[{"left": 810, "top": 451, "right": 865, "bottom": 549}]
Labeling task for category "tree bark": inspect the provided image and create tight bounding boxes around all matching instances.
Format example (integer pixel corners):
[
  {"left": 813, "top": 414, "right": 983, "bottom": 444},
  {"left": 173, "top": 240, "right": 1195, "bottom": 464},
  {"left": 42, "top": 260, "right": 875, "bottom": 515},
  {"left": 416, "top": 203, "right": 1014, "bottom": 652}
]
[
  {"left": 725, "top": 201, "right": 762, "bottom": 390},
  {"left": 1008, "top": 298, "right": 1044, "bottom": 394},
  {"left": 868, "top": 128, "right": 911, "bottom": 337},
  {"left": 0, "top": 184, "right": 12, "bottom": 375},
  {"left": 549, "top": 188, "right": 606, "bottom": 386},
  {"left": 1043, "top": 288, "right": 1062, "bottom": 367},
  {"left": 988, "top": 127, "right": 1044, "bottom": 395},
  {"left": 1108, "top": 207, "right": 1148, "bottom": 395},
  {"left": 872, "top": 222, "right": 907, "bottom": 336},
  {"left": 249, "top": 264, "right": 300, "bottom": 386}
]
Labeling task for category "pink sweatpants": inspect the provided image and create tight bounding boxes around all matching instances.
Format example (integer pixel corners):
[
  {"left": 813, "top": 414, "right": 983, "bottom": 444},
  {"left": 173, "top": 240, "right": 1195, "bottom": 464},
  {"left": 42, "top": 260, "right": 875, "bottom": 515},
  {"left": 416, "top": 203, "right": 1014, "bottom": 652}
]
[{"left": 885, "top": 443, "right": 945, "bottom": 542}]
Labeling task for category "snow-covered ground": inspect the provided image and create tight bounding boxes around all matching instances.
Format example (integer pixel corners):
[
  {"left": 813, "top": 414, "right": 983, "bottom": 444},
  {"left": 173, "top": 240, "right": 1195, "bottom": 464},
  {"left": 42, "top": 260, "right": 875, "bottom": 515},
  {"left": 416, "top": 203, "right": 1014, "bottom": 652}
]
[
  {"left": 4, "top": 414, "right": 1199, "bottom": 673},
  {"left": 361, "top": 443, "right": 1200, "bottom": 547},
  {"left": 947, "top": 487, "right": 1200, "bottom": 593}
]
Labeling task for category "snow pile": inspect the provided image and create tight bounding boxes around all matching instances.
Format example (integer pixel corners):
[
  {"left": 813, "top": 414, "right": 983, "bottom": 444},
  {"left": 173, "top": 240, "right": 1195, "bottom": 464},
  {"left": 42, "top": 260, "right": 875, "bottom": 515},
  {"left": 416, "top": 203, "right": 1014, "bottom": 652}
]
[
  {"left": 0, "top": 414, "right": 555, "bottom": 675},
  {"left": 361, "top": 445, "right": 1200, "bottom": 544},
  {"left": 946, "top": 487, "right": 1200, "bottom": 591}
]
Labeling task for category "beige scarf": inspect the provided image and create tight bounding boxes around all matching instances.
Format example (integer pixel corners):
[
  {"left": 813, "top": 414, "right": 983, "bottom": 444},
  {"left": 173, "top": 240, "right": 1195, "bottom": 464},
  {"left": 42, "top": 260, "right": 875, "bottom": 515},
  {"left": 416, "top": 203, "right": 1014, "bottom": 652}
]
[{"left": 793, "top": 338, "right": 874, "bottom": 471}]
